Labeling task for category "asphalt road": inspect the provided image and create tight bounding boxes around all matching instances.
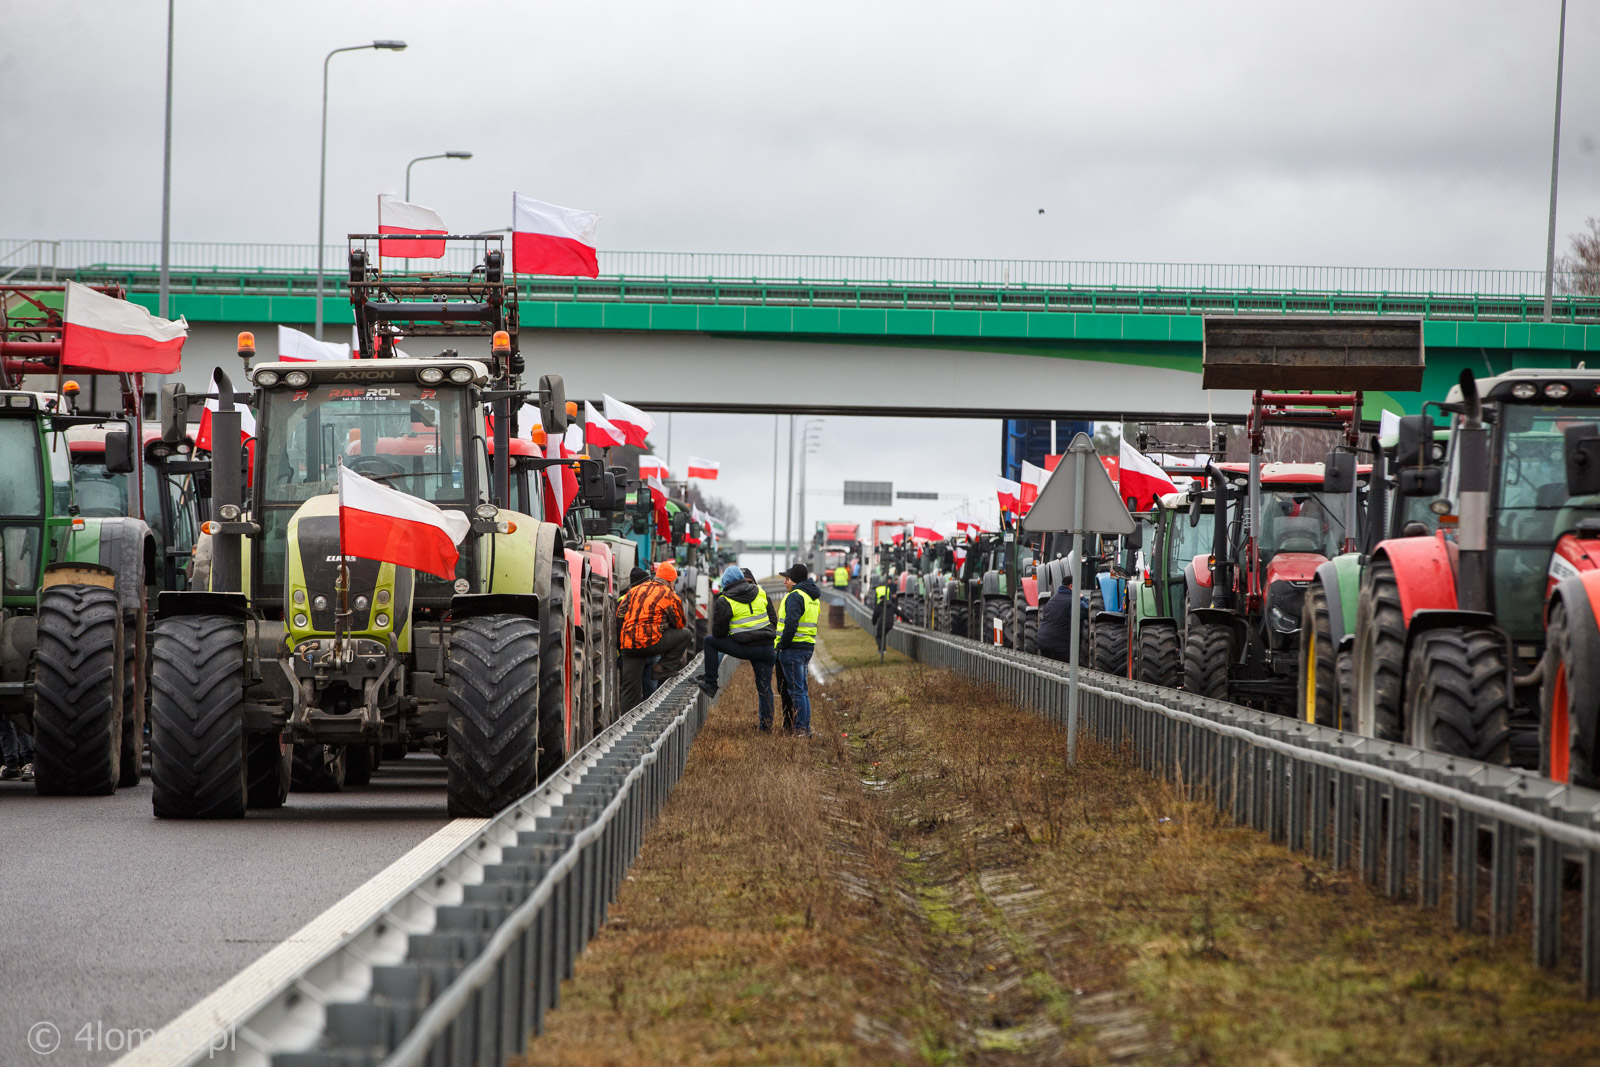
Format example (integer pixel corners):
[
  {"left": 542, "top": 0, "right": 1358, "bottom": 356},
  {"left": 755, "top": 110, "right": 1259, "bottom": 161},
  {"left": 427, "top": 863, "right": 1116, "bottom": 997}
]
[{"left": 0, "top": 755, "right": 452, "bottom": 1067}]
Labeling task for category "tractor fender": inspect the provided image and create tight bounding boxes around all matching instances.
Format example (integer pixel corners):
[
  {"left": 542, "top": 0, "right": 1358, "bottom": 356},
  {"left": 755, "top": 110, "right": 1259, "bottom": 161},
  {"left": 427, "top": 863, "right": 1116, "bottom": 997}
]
[
  {"left": 531, "top": 522, "right": 564, "bottom": 603},
  {"left": 1547, "top": 573, "right": 1600, "bottom": 771},
  {"left": 1401, "top": 608, "right": 1508, "bottom": 694},
  {"left": 584, "top": 542, "right": 615, "bottom": 592},
  {"left": 980, "top": 571, "right": 1003, "bottom": 598},
  {"left": 1375, "top": 534, "right": 1458, "bottom": 624},
  {"left": 1185, "top": 563, "right": 1210, "bottom": 614},
  {"left": 62, "top": 515, "right": 156, "bottom": 617},
  {"left": 564, "top": 548, "right": 585, "bottom": 620},
  {"left": 1022, "top": 575, "right": 1039, "bottom": 608},
  {"left": 1314, "top": 555, "right": 1363, "bottom": 644},
  {"left": 1136, "top": 615, "right": 1179, "bottom": 639},
  {"left": 1095, "top": 573, "right": 1123, "bottom": 611},
  {"left": 1188, "top": 606, "right": 1247, "bottom": 652}
]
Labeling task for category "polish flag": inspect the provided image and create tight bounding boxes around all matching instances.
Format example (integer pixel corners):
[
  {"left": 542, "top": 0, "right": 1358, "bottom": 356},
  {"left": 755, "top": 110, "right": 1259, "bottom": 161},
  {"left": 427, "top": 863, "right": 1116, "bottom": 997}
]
[
  {"left": 956, "top": 518, "right": 982, "bottom": 540},
  {"left": 646, "top": 475, "right": 671, "bottom": 539},
  {"left": 62, "top": 281, "right": 186, "bottom": 373},
  {"left": 195, "top": 396, "right": 257, "bottom": 452},
  {"left": 686, "top": 456, "right": 719, "bottom": 480},
  {"left": 279, "top": 325, "right": 350, "bottom": 362},
  {"left": 562, "top": 423, "right": 585, "bottom": 456},
  {"left": 543, "top": 436, "right": 578, "bottom": 523},
  {"left": 512, "top": 192, "right": 600, "bottom": 277},
  {"left": 953, "top": 545, "right": 968, "bottom": 569},
  {"left": 1020, "top": 461, "right": 1050, "bottom": 511},
  {"left": 378, "top": 195, "right": 447, "bottom": 258},
  {"left": 913, "top": 525, "right": 943, "bottom": 543},
  {"left": 891, "top": 532, "right": 905, "bottom": 546},
  {"left": 584, "top": 401, "right": 626, "bottom": 449},
  {"left": 996, "top": 475, "right": 1023, "bottom": 513},
  {"left": 1119, "top": 439, "right": 1179, "bottom": 511},
  {"left": 638, "top": 455, "right": 669, "bottom": 480},
  {"left": 602, "top": 394, "right": 654, "bottom": 448},
  {"left": 338, "top": 464, "right": 470, "bottom": 581}
]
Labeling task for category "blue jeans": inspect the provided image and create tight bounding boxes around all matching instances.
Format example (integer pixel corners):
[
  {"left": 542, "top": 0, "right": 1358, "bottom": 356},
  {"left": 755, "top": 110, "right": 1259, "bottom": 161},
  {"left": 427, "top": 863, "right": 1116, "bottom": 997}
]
[
  {"left": 776, "top": 646, "right": 814, "bottom": 735},
  {"left": 0, "top": 718, "right": 33, "bottom": 767},
  {"left": 702, "top": 635, "right": 777, "bottom": 728}
]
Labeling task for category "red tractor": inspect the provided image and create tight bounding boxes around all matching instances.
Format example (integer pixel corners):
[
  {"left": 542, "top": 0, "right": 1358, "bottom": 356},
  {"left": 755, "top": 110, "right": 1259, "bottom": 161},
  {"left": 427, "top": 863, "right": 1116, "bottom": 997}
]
[{"left": 1352, "top": 367, "right": 1600, "bottom": 783}]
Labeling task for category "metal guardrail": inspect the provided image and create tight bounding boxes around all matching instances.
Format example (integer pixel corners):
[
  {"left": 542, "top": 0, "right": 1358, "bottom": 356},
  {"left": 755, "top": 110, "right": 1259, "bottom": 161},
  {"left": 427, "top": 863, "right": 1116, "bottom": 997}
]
[
  {"left": 122, "top": 657, "right": 709, "bottom": 1067},
  {"left": 839, "top": 595, "right": 1600, "bottom": 996}
]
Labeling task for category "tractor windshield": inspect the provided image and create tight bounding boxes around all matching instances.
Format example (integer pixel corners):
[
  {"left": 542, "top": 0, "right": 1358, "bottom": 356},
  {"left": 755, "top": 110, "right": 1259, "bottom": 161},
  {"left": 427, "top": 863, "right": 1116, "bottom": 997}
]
[
  {"left": 260, "top": 382, "right": 477, "bottom": 508},
  {"left": 1493, "top": 404, "right": 1600, "bottom": 635},
  {"left": 1167, "top": 508, "right": 1215, "bottom": 574},
  {"left": 1257, "top": 488, "right": 1353, "bottom": 560}
]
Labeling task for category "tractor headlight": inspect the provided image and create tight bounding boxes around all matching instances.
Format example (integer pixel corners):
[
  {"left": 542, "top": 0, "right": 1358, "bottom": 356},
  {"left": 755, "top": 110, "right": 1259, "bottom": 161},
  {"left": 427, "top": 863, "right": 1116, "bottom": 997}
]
[
  {"left": 1510, "top": 382, "right": 1538, "bottom": 399},
  {"left": 375, "top": 613, "right": 390, "bottom": 629},
  {"left": 292, "top": 589, "right": 306, "bottom": 605},
  {"left": 293, "top": 613, "right": 309, "bottom": 628},
  {"left": 418, "top": 367, "right": 445, "bottom": 385},
  {"left": 355, "top": 595, "right": 369, "bottom": 612},
  {"left": 1429, "top": 499, "right": 1451, "bottom": 516},
  {"left": 475, "top": 502, "right": 499, "bottom": 520},
  {"left": 255, "top": 370, "right": 280, "bottom": 387},
  {"left": 1545, "top": 382, "right": 1570, "bottom": 399},
  {"left": 219, "top": 504, "right": 240, "bottom": 520},
  {"left": 313, "top": 595, "right": 329, "bottom": 611},
  {"left": 375, "top": 588, "right": 390, "bottom": 606},
  {"left": 449, "top": 366, "right": 473, "bottom": 384},
  {"left": 284, "top": 370, "right": 310, "bottom": 388}
]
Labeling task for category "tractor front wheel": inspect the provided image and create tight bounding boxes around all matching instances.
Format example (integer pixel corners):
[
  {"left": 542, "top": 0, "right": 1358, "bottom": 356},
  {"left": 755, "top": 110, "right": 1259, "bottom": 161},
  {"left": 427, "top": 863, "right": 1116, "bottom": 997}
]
[
  {"left": 1404, "top": 628, "right": 1511, "bottom": 764},
  {"left": 32, "top": 584, "right": 123, "bottom": 796},
  {"left": 149, "top": 614, "right": 248, "bottom": 818},
  {"left": 1135, "top": 625, "right": 1181, "bottom": 688},
  {"left": 1540, "top": 602, "right": 1598, "bottom": 787},
  {"left": 1353, "top": 558, "right": 1407, "bottom": 742},
  {"left": 1298, "top": 584, "right": 1343, "bottom": 728},
  {"left": 537, "top": 555, "right": 572, "bottom": 781},
  {"left": 447, "top": 613, "right": 542, "bottom": 817},
  {"left": 1091, "top": 614, "right": 1129, "bottom": 675},
  {"left": 1182, "top": 619, "right": 1233, "bottom": 700}
]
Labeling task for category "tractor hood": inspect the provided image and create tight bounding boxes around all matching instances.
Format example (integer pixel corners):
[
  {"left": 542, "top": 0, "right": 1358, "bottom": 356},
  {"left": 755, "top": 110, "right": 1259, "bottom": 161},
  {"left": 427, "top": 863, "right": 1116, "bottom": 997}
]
[{"left": 283, "top": 495, "right": 414, "bottom": 650}]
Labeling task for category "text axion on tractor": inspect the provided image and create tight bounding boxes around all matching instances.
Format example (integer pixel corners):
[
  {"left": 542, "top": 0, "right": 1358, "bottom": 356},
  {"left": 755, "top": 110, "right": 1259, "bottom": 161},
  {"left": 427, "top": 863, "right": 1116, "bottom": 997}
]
[{"left": 145, "top": 234, "right": 620, "bottom": 818}]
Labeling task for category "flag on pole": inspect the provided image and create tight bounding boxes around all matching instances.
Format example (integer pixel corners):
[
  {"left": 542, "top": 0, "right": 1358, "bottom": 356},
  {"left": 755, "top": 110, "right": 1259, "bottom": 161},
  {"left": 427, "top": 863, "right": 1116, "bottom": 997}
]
[
  {"left": 1118, "top": 438, "right": 1179, "bottom": 510},
  {"left": 956, "top": 518, "right": 983, "bottom": 540},
  {"left": 1020, "top": 460, "right": 1050, "bottom": 511},
  {"left": 637, "top": 454, "right": 669, "bottom": 479},
  {"left": 512, "top": 192, "right": 600, "bottom": 277},
  {"left": 338, "top": 464, "right": 470, "bottom": 581},
  {"left": 378, "top": 195, "right": 448, "bottom": 258},
  {"left": 912, "top": 525, "right": 942, "bottom": 543},
  {"left": 995, "top": 475, "right": 1023, "bottom": 514},
  {"left": 583, "top": 400, "right": 626, "bottom": 448},
  {"left": 195, "top": 395, "right": 257, "bottom": 452},
  {"left": 686, "top": 456, "right": 719, "bottom": 480},
  {"left": 601, "top": 394, "right": 654, "bottom": 447},
  {"left": 543, "top": 435, "right": 579, "bottom": 523},
  {"left": 278, "top": 324, "right": 350, "bottom": 361},
  {"left": 61, "top": 281, "right": 186, "bottom": 373},
  {"left": 646, "top": 475, "right": 671, "bottom": 539}
]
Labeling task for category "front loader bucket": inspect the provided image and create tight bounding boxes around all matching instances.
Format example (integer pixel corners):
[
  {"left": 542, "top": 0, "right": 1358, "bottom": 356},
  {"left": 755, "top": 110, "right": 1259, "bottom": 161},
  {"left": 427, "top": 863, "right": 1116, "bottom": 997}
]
[{"left": 1202, "top": 316, "right": 1425, "bottom": 391}]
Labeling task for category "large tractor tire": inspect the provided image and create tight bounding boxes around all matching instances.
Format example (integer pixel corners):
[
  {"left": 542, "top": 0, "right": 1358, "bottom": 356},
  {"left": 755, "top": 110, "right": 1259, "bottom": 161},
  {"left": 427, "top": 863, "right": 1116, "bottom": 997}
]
[
  {"left": 118, "top": 606, "right": 147, "bottom": 788},
  {"left": 985, "top": 601, "right": 1013, "bottom": 647},
  {"left": 245, "top": 735, "right": 291, "bottom": 809},
  {"left": 1021, "top": 608, "right": 1039, "bottom": 655},
  {"left": 1353, "top": 558, "right": 1407, "bottom": 742},
  {"left": 290, "top": 744, "right": 347, "bottom": 792},
  {"left": 1135, "top": 625, "right": 1182, "bottom": 688},
  {"left": 1182, "top": 619, "right": 1233, "bottom": 700},
  {"left": 945, "top": 601, "right": 966, "bottom": 637},
  {"left": 1541, "top": 601, "right": 1598, "bottom": 787},
  {"left": 537, "top": 555, "right": 572, "bottom": 781},
  {"left": 446, "top": 613, "right": 542, "bottom": 817},
  {"left": 1080, "top": 587, "right": 1105, "bottom": 666},
  {"left": 1298, "top": 584, "right": 1343, "bottom": 728},
  {"left": 1404, "top": 628, "right": 1511, "bottom": 763},
  {"left": 31, "top": 584, "right": 123, "bottom": 797},
  {"left": 149, "top": 614, "right": 248, "bottom": 819},
  {"left": 1091, "top": 613, "right": 1129, "bottom": 675},
  {"left": 344, "top": 743, "right": 376, "bottom": 787}
]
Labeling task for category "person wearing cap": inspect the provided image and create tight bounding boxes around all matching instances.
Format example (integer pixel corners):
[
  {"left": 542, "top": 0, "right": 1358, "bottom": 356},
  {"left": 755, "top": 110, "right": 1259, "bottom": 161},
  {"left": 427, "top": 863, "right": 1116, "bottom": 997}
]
[
  {"left": 617, "top": 563, "right": 691, "bottom": 711},
  {"left": 775, "top": 563, "right": 821, "bottom": 736},
  {"left": 870, "top": 569, "right": 896, "bottom": 654},
  {"left": 1035, "top": 553, "right": 1082, "bottom": 663},
  {"left": 699, "top": 564, "right": 780, "bottom": 728}
]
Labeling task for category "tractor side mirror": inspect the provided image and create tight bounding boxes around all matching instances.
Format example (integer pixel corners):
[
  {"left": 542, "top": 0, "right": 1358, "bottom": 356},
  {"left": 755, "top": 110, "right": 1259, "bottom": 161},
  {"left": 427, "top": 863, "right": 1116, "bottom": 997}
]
[
  {"left": 1398, "top": 467, "right": 1443, "bottom": 497},
  {"left": 1323, "top": 451, "right": 1357, "bottom": 494},
  {"left": 577, "top": 463, "right": 619, "bottom": 511},
  {"left": 1188, "top": 492, "right": 1202, "bottom": 528},
  {"left": 1395, "top": 414, "right": 1436, "bottom": 468},
  {"left": 538, "top": 374, "right": 568, "bottom": 434},
  {"left": 103, "top": 426, "right": 135, "bottom": 474},
  {"left": 1126, "top": 524, "right": 1143, "bottom": 550},
  {"left": 1564, "top": 423, "right": 1600, "bottom": 496},
  {"left": 159, "top": 382, "right": 188, "bottom": 444},
  {"left": 670, "top": 511, "right": 688, "bottom": 544}
]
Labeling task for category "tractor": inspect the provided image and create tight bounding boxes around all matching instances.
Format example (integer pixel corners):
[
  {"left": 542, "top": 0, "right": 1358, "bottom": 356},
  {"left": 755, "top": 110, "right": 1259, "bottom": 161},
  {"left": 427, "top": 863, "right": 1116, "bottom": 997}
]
[
  {"left": 147, "top": 234, "right": 617, "bottom": 818},
  {"left": 1351, "top": 367, "right": 1600, "bottom": 779},
  {"left": 1130, "top": 490, "right": 1214, "bottom": 687}
]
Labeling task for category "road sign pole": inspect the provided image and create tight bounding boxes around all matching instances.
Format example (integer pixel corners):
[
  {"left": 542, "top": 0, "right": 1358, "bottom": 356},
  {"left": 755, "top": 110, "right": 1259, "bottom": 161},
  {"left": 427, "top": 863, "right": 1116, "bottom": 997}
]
[{"left": 1066, "top": 444, "right": 1087, "bottom": 766}]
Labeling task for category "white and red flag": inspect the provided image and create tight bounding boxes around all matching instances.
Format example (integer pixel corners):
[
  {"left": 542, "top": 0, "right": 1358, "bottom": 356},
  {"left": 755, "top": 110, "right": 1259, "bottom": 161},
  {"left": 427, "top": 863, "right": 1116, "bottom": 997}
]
[
  {"left": 995, "top": 475, "right": 1023, "bottom": 514},
  {"left": 646, "top": 475, "right": 671, "bottom": 539},
  {"left": 1020, "top": 460, "right": 1050, "bottom": 511},
  {"left": 912, "top": 525, "right": 942, "bottom": 543},
  {"left": 543, "top": 435, "right": 579, "bottom": 523},
  {"left": 278, "top": 324, "right": 350, "bottom": 362},
  {"left": 1119, "top": 439, "right": 1178, "bottom": 511},
  {"left": 637, "top": 455, "right": 669, "bottom": 479},
  {"left": 512, "top": 192, "right": 600, "bottom": 277},
  {"left": 584, "top": 401, "right": 626, "bottom": 449},
  {"left": 338, "top": 464, "right": 470, "bottom": 581},
  {"left": 62, "top": 281, "right": 186, "bottom": 373},
  {"left": 601, "top": 394, "right": 654, "bottom": 448},
  {"left": 686, "top": 456, "right": 719, "bottom": 480},
  {"left": 956, "top": 518, "right": 983, "bottom": 540},
  {"left": 378, "top": 195, "right": 447, "bottom": 258},
  {"left": 195, "top": 396, "right": 256, "bottom": 452}
]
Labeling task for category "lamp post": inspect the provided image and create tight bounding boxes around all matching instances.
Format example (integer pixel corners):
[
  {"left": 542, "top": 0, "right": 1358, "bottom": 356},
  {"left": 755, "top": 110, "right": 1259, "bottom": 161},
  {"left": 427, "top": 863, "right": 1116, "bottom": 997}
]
[
  {"left": 1542, "top": 0, "right": 1569, "bottom": 323},
  {"left": 796, "top": 419, "right": 825, "bottom": 571},
  {"left": 158, "top": 0, "right": 174, "bottom": 321},
  {"left": 405, "top": 151, "right": 473, "bottom": 202},
  {"left": 315, "top": 39, "right": 407, "bottom": 340}
]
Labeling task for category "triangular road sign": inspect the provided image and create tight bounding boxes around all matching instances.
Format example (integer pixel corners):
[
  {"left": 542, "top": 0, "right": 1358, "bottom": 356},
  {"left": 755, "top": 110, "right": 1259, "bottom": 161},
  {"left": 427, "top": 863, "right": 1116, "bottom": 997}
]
[{"left": 1021, "top": 432, "right": 1134, "bottom": 535}]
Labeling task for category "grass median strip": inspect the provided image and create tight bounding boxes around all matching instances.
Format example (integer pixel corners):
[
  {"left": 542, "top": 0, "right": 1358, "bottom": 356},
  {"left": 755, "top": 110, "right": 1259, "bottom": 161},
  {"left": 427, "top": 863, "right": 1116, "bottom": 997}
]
[{"left": 525, "top": 626, "right": 1600, "bottom": 1064}]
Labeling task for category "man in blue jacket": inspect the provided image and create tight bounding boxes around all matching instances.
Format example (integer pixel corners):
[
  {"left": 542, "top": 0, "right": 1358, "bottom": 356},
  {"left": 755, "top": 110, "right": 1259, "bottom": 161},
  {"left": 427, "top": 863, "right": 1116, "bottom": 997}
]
[{"left": 775, "top": 563, "right": 821, "bottom": 736}]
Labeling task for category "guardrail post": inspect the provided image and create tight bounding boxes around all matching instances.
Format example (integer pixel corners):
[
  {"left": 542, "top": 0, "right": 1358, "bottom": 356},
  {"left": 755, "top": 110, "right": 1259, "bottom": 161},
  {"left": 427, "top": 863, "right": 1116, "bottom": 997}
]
[
  {"left": 1360, "top": 779, "right": 1382, "bottom": 887},
  {"left": 1419, "top": 796, "right": 1442, "bottom": 908},
  {"left": 1453, "top": 809, "right": 1479, "bottom": 931},
  {"left": 1288, "top": 755, "right": 1307, "bottom": 852},
  {"left": 1491, "top": 820, "right": 1518, "bottom": 940},
  {"left": 1386, "top": 788, "right": 1410, "bottom": 900},
  {"left": 1335, "top": 771, "right": 1355, "bottom": 871},
  {"left": 1533, "top": 832, "right": 1561, "bottom": 968},
  {"left": 1310, "top": 764, "right": 1331, "bottom": 860},
  {"left": 1585, "top": 850, "right": 1599, "bottom": 998}
]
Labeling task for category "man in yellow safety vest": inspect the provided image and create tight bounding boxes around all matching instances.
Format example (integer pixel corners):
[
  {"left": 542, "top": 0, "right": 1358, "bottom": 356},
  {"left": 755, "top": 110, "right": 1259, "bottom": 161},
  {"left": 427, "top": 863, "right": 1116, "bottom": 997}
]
[
  {"left": 775, "top": 563, "right": 821, "bottom": 736},
  {"left": 699, "top": 564, "right": 780, "bottom": 729},
  {"left": 833, "top": 565, "right": 849, "bottom": 589}
]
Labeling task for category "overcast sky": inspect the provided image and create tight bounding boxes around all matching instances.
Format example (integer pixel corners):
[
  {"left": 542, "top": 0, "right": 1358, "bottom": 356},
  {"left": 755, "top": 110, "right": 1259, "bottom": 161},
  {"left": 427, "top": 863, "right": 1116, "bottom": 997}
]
[{"left": 5, "top": 1, "right": 1598, "bottom": 546}]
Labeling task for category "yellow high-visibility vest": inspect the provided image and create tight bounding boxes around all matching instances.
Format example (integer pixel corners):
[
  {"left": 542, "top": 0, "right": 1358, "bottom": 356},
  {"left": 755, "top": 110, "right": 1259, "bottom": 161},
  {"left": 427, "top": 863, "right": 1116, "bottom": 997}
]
[
  {"left": 776, "top": 588, "right": 820, "bottom": 646},
  {"left": 874, "top": 584, "right": 888, "bottom": 602},
  {"left": 728, "top": 589, "right": 773, "bottom": 636}
]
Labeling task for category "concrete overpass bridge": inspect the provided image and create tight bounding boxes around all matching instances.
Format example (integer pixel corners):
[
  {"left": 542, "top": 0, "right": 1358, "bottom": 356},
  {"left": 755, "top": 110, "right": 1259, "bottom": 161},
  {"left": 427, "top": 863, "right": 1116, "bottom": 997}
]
[{"left": 6, "top": 238, "right": 1600, "bottom": 421}]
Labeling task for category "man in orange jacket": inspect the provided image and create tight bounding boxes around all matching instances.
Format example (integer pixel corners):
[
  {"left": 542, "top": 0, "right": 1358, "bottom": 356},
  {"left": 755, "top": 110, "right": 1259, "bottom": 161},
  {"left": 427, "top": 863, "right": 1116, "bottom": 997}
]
[{"left": 617, "top": 563, "right": 691, "bottom": 710}]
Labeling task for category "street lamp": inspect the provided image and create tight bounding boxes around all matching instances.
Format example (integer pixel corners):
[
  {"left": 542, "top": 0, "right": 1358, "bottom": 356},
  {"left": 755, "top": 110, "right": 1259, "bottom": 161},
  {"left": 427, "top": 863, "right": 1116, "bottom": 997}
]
[
  {"left": 405, "top": 151, "right": 473, "bottom": 202},
  {"left": 1542, "top": 0, "right": 1569, "bottom": 323},
  {"left": 796, "top": 419, "right": 825, "bottom": 567},
  {"left": 315, "top": 39, "right": 407, "bottom": 340}
]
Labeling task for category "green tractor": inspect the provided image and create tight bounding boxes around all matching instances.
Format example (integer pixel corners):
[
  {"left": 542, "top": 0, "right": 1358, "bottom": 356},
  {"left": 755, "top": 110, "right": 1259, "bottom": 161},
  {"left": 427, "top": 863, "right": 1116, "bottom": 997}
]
[{"left": 147, "top": 236, "right": 617, "bottom": 818}]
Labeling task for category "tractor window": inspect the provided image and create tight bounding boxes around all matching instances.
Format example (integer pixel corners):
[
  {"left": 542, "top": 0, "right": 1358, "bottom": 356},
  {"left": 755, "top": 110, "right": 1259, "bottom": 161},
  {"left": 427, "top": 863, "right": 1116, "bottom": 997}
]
[
  {"left": 0, "top": 419, "right": 43, "bottom": 518},
  {"left": 72, "top": 456, "right": 129, "bottom": 517},
  {"left": 260, "top": 383, "right": 471, "bottom": 507},
  {"left": 1167, "top": 509, "right": 1215, "bottom": 573},
  {"left": 1493, "top": 404, "right": 1600, "bottom": 636},
  {"left": 1258, "top": 489, "right": 1352, "bottom": 560}
]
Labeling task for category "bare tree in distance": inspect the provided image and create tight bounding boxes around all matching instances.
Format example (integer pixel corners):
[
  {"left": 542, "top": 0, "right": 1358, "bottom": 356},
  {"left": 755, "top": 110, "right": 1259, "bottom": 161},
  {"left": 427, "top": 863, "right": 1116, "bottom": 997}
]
[
  {"left": 685, "top": 488, "right": 741, "bottom": 534},
  {"left": 1557, "top": 216, "right": 1600, "bottom": 296}
]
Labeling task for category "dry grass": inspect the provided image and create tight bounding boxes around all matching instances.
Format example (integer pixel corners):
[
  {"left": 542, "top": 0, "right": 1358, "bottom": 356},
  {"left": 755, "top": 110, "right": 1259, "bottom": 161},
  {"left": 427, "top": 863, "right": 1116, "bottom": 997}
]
[{"left": 523, "top": 624, "right": 1600, "bottom": 1065}]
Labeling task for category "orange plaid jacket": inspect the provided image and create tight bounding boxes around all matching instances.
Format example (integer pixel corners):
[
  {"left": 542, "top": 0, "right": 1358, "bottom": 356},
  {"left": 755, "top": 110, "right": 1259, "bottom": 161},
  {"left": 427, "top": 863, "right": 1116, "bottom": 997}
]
[{"left": 617, "top": 578, "right": 686, "bottom": 650}]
